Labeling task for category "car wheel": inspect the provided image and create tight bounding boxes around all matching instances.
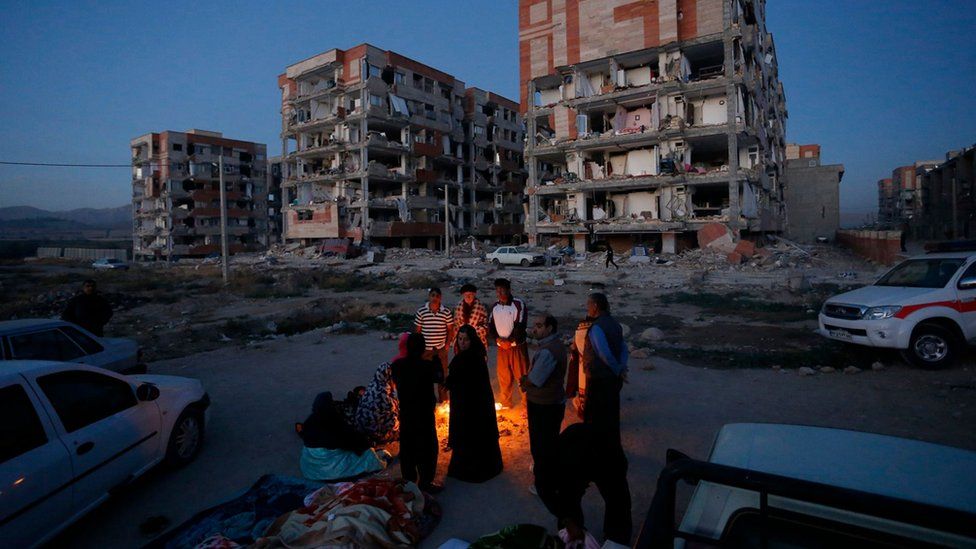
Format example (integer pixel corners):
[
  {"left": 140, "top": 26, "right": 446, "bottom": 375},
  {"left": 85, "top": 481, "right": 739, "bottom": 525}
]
[
  {"left": 492, "top": 258, "right": 500, "bottom": 266},
  {"left": 165, "top": 408, "right": 204, "bottom": 467},
  {"left": 520, "top": 258, "right": 529, "bottom": 267},
  {"left": 902, "top": 323, "right": 958, "bottom": 370}
]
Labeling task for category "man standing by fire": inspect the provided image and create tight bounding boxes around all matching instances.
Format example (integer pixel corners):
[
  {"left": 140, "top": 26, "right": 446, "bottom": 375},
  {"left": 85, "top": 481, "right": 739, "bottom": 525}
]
[{"left": 489, "top": 278, "right": 529, "bottom": 410}]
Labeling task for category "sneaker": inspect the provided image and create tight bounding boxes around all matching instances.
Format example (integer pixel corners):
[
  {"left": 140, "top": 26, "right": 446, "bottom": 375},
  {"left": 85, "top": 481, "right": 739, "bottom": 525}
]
[{"left": 528, "top": 484, "right": 538, "bottom": 496}]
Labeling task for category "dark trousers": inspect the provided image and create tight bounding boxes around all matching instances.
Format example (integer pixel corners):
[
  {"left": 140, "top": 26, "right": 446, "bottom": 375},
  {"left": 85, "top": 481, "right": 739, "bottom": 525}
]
[
  {"left": 539, "top": 453, "right": 632, "bottom": 545},
  {"left": 527, "top": 401, "right": 564, "bottom": 494},
  {"left": 424, "top": 347, "right": 450, "bottom": 401},
  {"left": 605, "top": 256, "right": 619, "bottom": 269},
  {"left": 583, "top": 376, "right": 622, "bottom": 444},
  {"left": 399, "top": 421, "right": 438, "bottom": 487}
]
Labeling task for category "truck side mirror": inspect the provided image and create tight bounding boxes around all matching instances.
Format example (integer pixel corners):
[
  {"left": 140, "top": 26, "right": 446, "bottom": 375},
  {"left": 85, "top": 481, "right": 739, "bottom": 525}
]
[
  {"left": 959, "top": 277, "right": 976, "bottom": 290},
  {"left": 137, "top": 383, "right": 160, "bottom": 401}
]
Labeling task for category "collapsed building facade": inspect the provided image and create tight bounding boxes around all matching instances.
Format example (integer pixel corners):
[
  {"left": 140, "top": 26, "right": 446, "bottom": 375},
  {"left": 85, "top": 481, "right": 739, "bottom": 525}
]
[
  {"left": 277, "top": 44, "right": 525, "bottom": 249},
  {"left": 519, "top": 0, "right": 788, "bottom": 253},
  {"left": 130, "top": 130, "right": 269, "bottom": 260}
]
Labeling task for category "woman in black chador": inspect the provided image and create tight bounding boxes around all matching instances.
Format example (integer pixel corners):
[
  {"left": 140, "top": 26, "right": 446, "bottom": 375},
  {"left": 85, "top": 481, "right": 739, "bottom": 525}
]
[{"left": 445, "top": 325, "right": 504, "bottom": 482}]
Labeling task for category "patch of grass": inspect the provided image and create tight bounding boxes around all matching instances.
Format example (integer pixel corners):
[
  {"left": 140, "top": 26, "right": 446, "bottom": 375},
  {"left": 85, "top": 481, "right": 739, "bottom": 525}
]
[
  {"left": 655, "top": 340, "right": 881, "bottom": 370},
  {"left": 275, "top": 303, "right": 338, "bottom": 335},
  {"left": 659, "top": 291, "right": 817, "bottom": 321},
  {"left": 363, "top": 312, "right": 415, "bottom": 332},
  {"left": 220, "top": 317, "right": 273, "bottom": 340}
]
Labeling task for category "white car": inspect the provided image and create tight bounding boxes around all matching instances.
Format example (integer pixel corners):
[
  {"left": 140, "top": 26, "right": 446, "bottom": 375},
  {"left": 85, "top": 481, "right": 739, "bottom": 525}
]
[
  {"left": 485, "top": 246, "right": 545, "bottom": 267},
  {"left": 91, "top": 258, "right": 129, "bottom": 270},
  {"left": 0, "top": 319, "right": 144, "bottom": 374},
  {"left": 638, "top": 423, "right": 976, "bottom": 547},
  {"left": 819, "top": 251, "right": 976, "bottom": 369},
  {"left": 0, "top": 361, "right": 209, "bottom": 547}
]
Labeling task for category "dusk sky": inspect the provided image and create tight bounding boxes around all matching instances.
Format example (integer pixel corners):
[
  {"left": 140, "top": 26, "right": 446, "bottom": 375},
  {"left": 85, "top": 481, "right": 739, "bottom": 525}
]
[{"left": 0, "top": 0, "right": 973, "bottom": 215}]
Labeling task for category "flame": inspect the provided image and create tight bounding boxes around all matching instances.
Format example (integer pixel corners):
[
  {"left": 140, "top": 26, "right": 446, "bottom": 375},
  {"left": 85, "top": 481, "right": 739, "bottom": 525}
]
[{"left": 436, "top": 402, "right": 503, "bottom": 418}]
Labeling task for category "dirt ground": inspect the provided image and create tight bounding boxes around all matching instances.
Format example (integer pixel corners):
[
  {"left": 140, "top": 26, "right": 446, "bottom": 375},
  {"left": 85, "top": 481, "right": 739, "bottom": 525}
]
[
  {"left": 48, "top": 328, "right": 975, "bottom": 548},
  {"left": 4, "top": 245, "right": 973, "bottom": 546}
]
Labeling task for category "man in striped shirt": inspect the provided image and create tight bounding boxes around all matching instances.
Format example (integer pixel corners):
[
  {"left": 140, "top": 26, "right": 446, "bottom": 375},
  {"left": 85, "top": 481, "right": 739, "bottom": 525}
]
[{"left": 415, "top": 287, "right": 454, "bottom": 401}]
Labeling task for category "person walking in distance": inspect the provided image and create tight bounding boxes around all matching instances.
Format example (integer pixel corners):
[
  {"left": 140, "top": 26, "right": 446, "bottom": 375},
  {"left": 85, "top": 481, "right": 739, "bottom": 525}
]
[
  {"left": 61, "top": 279, "right": 113, "bottom": 336},
  {"left": 453, "top": 283, "right": 489, "bottom": 352},
  {"left": 521, "top": 314, "right": 567, "bottom": 497},
  {"left": 489, "top": 278, "right": 529, "bottom": 410},
  {"left": 581, "top": 293, "right": 628, "bottom": 444},
  {"left": 605, "top": 247, "right": 619, "bottom": 270},
  {"left": 414, "top": 287, "right": 454, "bottom": 401}
]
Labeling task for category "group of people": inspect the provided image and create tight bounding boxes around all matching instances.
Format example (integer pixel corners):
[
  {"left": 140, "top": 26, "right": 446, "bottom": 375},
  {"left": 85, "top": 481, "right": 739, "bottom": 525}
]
[{"left": 296, "top": 278, "right": 631, "bottom": 544}]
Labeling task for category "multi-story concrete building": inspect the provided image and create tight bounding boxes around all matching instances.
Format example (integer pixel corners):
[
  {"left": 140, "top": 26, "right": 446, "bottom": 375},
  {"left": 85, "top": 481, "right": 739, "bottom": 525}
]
[
  {"left": 267, "top": 156, "right": 284, "bottom": 244},
  {"left": 783, "top": 143, "right": 844, "bottom": 243},
  {"left": 917, "top": 145, "right": 976, "bottom": 240},
  {"left": 519, "top": 0, "right": 788, "bottom": 253},
  {"left": 130, "top": 130, "right": 268, "bottom": 261},
  {"left": 277, "top": 44, "right": 525, "bottom": 249},
  {"left": 877, "top": 177, "right": 896, "bottom": 223}
]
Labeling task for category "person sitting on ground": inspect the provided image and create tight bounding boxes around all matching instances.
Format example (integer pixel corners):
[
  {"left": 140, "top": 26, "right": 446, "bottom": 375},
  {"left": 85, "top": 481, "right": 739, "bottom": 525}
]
[
  {"left": 299, "top": 391, "right": 390, "bottom": 482},
  {"left": 61, "top": 279, "right": 113, "bottom": 336},
  {"left": 445, "top": 325, "right": 503, "bottom": 483},
  {"left": 391, "top": 333, "right": 444, "bottom": 493},
  {"left": 352, "top": 333, "right": 406, "bottom": 445}
]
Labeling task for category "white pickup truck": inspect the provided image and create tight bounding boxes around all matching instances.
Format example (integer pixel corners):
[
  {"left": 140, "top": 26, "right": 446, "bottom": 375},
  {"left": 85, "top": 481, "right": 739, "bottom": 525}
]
[{"left": 819, "top": 251, "right": 976, "bottom": 369}]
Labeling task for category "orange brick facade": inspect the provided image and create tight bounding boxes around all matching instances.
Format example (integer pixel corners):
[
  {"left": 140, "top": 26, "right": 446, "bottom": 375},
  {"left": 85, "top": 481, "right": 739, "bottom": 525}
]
[{"left": 518, "top": 0, "right": 724, "bottom": 111}]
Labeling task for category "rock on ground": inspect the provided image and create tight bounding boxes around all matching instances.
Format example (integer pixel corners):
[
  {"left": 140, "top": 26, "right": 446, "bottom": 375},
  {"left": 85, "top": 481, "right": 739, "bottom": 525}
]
[
  {"left": 798, "top": 367, "right": 817, "bottom": 376},
  {"left": 640, "top": 327, "right": 665, "bottom": 342}
]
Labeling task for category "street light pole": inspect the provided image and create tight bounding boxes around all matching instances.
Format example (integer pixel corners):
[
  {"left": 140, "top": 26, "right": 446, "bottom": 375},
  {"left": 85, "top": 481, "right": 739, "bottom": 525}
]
[
  {"left": 444, "top": 185, "right": 451, "bottom": 259},
  {"left": 219, "top": 154, "right": 229, "bottom": 284}
]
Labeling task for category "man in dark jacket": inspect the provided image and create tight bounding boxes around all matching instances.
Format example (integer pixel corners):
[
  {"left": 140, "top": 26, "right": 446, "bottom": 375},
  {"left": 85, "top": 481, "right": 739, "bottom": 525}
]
[
  {"left": 581, "top": 292, "right": 628, "bottom": 444},
  {"left": 62, "top": 280, "right": 113, "bottom": 336},
  {"left": 521, "top": 313, "right": 567, "bottom": 497},
  {"left": 539, "top": 422, "right": 632, "bottom": 545},
  {"left": 391, "top": 333, "right": 444, "bottom": 493}
]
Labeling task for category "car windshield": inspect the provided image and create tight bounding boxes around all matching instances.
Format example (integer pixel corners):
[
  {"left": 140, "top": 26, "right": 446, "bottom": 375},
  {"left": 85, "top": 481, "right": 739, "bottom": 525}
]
[{"left": 875, "top": 258, "right": 965, "bottom": 288}]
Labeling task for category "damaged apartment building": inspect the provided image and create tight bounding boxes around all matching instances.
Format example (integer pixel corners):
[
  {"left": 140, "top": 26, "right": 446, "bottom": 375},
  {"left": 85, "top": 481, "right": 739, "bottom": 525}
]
[
  {"left": 130, "top": 130, "right": 269, "bottom": 260},
  {"left": 277, "top": 44, "right": 525, "bottom": 249},
  {"left": 519, "top": 0, "right": 787, "bottom": 253}
]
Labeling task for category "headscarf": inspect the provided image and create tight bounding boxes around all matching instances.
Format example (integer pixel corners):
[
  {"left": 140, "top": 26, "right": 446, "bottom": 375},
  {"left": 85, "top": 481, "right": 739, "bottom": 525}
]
[
  {"left": 352, "top": 336, "right": 407, "bottom": 444},
  {"left": 393, "top": 332, "right": 410, "bottom": 362},
  {"left": 301, "top": 392, "right": 370, "bottom": 453},
  {"left": 454, "top": 325, "right": 487, "bottom": 362}
]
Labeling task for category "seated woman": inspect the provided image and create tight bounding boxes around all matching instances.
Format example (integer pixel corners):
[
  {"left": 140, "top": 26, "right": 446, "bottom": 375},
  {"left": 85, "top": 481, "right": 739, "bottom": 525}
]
[
  {"left": 352, "top": 333, "right": 407, "bottom": 445},
  {"left": 445, "top": 325, "right": 503, "bottom": 483},
  {"left": 299, "top": 391, "right": 390, "bottom": 481}
]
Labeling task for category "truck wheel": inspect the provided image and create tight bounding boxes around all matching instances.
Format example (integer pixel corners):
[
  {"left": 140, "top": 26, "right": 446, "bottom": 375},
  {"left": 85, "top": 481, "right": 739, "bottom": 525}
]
[
  {"left": 903, "top": 323, "right": 958, "bottom": 370},
  {"left": 165, "top": 408, "right": 204, "bottom": 467},
  {"left": 521, "top": 258, "right": 530, "bottom": 267},
  {"left": 492, "top": 258, "right": 500, "bottom": 266}
]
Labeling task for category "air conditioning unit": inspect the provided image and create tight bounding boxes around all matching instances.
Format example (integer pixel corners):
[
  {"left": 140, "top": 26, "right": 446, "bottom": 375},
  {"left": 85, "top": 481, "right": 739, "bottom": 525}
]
[{"left": 494, "top": 193, "right": 504, "bottom": 208}]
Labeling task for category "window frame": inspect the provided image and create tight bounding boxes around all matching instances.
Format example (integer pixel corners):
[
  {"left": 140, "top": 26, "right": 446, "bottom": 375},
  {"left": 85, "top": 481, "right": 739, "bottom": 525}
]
[
  {"left": 37, "top": 370, "right": 138, "bottom": 434},
  {"left": 8, "top": 328, "right": 87, "bottom": 362},
  {"left": 0, "top": 383, "right": 49, "bottom": 464}
]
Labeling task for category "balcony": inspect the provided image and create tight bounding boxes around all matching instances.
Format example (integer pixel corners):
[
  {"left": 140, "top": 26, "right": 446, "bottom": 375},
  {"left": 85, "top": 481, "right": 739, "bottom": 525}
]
[{"left": 371, "top": 221, "right": 444, "bottom": 238}]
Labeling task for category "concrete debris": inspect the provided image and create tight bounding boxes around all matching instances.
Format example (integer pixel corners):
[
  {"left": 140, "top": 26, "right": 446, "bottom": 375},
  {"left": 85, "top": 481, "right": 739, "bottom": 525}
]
[
  {"left": 844, "top": 366, "right": 862, "bottom": 375},
  {"left": 639, "top": 327, "right": 665, "bottom": 342},
  {"left": 819, "top": 366, "right": 836, "bottom": 373},
  {"left": 798, "top": 366, "right": 817, "bottom": 376},
  {"left": 620, "top": 323, "right": 631, "bottom": 339},
  {"left": 771, "top": 364, "right": 782, "bottom": 370},
  {"left": 630, "top": 347, "right": 651, "bottom": 359},
  {"left": 871, "top": 361, "right": 885, "bottom": 371}
]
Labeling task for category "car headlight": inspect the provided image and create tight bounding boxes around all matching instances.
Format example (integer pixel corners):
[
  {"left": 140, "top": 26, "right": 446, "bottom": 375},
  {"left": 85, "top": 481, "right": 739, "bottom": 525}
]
[{"left": 862, "top": 306, "right": 902, "bottom": 320}]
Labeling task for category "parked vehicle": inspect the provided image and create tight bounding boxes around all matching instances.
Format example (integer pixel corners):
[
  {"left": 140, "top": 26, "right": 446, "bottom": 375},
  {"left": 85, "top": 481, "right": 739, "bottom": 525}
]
[
  {"left": 91, "top": 258, "right": 128, "bottom": 271},
  {"left": 637, "top": 423, "right": 976, "bottom": 548},
  {"left": 0, "top": 319, "right": 144, "bottom": 374},
  {"left": 485, "top": 246, "right": 545, "bottom": 267},
  {"left": 819, "top": 250, "right": 976, "bottom": 369},
  {"left": 0, "top": 361, "right": 210, "bottom": 547}
]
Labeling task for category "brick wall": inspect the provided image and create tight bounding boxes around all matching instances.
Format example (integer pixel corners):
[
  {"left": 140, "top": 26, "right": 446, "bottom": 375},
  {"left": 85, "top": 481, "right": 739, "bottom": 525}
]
[{"left": 836, "top": 230, "right": 902, "bottom": 265}]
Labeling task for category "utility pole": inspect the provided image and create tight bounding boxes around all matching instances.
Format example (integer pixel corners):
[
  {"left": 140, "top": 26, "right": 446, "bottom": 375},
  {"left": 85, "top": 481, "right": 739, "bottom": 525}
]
[
  {"left": 219, "top": 154, "right": 229, "bottom": 284},
  {"left": 444, "top": 185, "right": 451, "bottom": 259}
]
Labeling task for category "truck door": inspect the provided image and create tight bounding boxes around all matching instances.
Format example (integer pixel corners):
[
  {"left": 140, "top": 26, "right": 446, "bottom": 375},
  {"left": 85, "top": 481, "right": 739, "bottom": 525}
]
[{"left": 954, "top": 261, "right": 976, "bottom": 342}]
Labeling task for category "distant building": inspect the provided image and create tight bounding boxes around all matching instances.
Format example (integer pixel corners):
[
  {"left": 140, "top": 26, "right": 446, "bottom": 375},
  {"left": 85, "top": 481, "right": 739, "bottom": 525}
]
[
  {"left": 783, "top": 143, "right": 844, "bottom": 243},
  {"left": 877, "top": 178, "right": 896, "bottom": 223},
  {"left": 916, "top": 145, "right": 976, "bottom": 240},
  {"left": 277, "top": 44, "right": 525, "bottom": 249},
  {"left": 130, "top": 130, "right": 268, "bottom": 260},
  {"left": 267, "top": 156, "right": 284, "bottom": 244}
]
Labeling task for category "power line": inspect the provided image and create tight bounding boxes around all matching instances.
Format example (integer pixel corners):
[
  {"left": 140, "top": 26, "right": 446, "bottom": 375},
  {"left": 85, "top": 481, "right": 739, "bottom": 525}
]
[{"left": 0, "top": 160, "right": 133, "bottom": 168}]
